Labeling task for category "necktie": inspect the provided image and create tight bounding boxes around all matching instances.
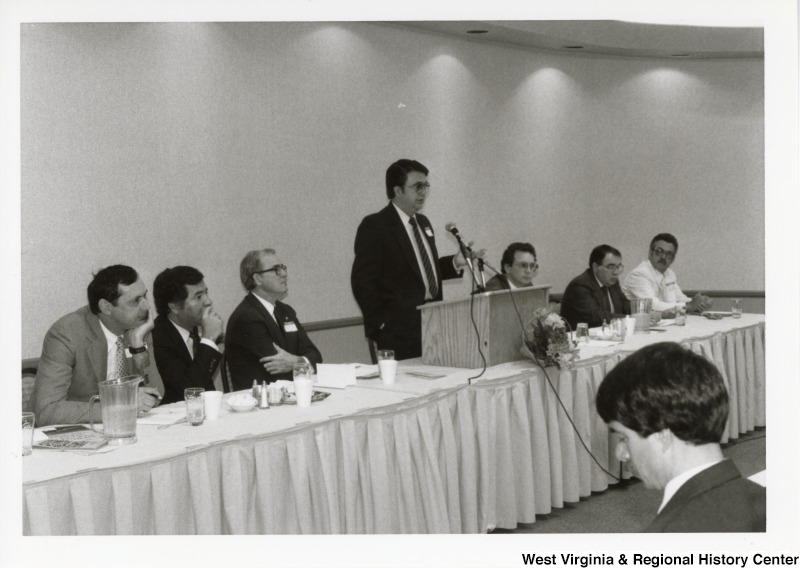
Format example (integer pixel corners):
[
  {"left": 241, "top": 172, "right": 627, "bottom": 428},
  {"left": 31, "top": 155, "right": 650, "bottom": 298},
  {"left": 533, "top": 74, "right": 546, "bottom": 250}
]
[
  {"left": 601, "top": 286, "right": 613, "bottom": 312},
  {"left": 409, "top": 217, "right": 438, "bottom": 299},
  {"left": 115, "top": 336, "right": 130, "bottom": 379},
  {"left": 189, "top": 327, "right": 201, "bottom": 359},
  {"left": 273, "top": 304, "right": 286, "bottom": 338}
]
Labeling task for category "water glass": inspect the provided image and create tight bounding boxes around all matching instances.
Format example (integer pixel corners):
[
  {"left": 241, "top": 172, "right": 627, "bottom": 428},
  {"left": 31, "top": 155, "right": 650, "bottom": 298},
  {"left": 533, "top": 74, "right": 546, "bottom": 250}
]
[
  {"left": 293, "top": 361, "right": 312, "bottom": 380},
  {"left": 185, "top": 388, "right": 205, "bottom": 426},
  {"left": 376, "top": 349, "right": 395, "bottom": 362},
  {"left": 731, "top": 299, "right": 743, "bottom": 319},
  {"left": 575, "top": 323, "right": 589, "bottom": 343},
  {"left": 674, "top": 306, "right": 686, "bottom": 326},
  {"left": 22, "top": 412, "right": 35, "bottom": 456}
]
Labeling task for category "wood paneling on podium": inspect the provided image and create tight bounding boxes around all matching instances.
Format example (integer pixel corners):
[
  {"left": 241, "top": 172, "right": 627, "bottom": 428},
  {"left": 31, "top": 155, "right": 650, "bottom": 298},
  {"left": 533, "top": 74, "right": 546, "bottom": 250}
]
[{"left": 419, "top": 285, "right": 550, "bottom": 368}]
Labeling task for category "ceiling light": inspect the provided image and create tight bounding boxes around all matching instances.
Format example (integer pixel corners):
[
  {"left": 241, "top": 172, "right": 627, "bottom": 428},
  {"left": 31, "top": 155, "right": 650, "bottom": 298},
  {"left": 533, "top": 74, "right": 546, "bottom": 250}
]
[{"left": 466, "top": 29, "right": 488, "bottom": 34}]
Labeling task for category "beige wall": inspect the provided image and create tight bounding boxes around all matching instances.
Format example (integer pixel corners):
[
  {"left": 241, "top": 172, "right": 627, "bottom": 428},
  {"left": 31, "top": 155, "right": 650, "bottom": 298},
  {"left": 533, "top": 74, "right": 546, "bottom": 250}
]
[{"left": 21, "top": 22, "right": 764, "bottom": 358}]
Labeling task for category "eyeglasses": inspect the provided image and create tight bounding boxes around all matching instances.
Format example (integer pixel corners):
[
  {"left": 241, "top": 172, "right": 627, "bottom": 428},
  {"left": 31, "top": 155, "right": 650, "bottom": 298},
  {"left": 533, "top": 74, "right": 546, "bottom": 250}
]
[
  {"left": 255, "top": 264, "right": 288, "bottom": 276},
  {"left": 602, "top": 263, "right": 624, "bottom": 274},
  {"left": 405, "top": 182, "right": 431, "bottom": 195},
  {"left": 650, "top": 248, "right": 675, "bottom": 260},
  {"left": 514, "top": 262, "right": 539, "bottom": 271}
]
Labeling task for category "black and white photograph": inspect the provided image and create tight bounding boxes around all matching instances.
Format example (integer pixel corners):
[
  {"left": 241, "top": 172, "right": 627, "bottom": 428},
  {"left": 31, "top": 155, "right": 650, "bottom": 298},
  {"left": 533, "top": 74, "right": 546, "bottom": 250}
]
[{"left": 2, "top": 0, "right": 797, "bottom": 566}]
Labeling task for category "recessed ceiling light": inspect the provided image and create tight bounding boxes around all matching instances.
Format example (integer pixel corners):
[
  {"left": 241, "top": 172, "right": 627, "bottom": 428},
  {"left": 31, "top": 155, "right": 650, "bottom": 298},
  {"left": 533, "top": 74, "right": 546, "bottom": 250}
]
[
  {"left": 670, "top": 53, "right": 692, "bottom": 57},
  {"left": 562, "top": 45, "right": 584, "bottom": 49},
  {"left": 466, "top": 29, "right": 489, "bottom": 34}
]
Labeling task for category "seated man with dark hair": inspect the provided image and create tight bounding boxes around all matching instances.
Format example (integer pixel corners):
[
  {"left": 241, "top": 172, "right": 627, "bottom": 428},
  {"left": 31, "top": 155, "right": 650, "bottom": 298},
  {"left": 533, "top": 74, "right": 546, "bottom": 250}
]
[
  {"left": 33, "top": 265, "right": 163, "bottom": 426},
  {"left": 484, "top": 242, "right": 538, "bottom": 291},
  {"left": 152, "top": 266, "right": 225, "bottom": 404},
  {"left": 596, "top": 342, "right": 765, "bottom": 533},
  {"left": 560, "top": 244, "right": 630, "bottom": 329},
  {"left": 622, "top": 232, "right": 713, "bottom": 316}
]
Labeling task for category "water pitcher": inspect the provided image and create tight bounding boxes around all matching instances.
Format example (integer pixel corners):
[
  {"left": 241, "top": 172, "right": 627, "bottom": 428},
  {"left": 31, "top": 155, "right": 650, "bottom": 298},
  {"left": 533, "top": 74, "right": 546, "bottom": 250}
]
[{"left": 89, "top": 375, "right": 142, "bottom": 446}]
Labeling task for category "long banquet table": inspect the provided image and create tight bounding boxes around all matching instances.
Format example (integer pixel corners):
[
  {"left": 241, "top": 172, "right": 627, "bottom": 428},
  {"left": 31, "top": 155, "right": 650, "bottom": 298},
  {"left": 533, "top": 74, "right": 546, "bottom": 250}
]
[{"left": 22, "top": 314, "right": 765, "bottom": 535}]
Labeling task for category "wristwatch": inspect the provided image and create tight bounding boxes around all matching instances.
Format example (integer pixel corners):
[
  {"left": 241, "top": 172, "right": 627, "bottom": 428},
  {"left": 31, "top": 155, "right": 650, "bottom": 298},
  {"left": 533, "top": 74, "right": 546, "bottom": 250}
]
[{"left": 128, "top": 344, "right": 147, "bottom": 354}]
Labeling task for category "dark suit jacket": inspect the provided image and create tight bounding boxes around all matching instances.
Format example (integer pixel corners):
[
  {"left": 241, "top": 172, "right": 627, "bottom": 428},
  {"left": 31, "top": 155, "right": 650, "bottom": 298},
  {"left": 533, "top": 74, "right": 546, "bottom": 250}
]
[
  {"left": 33, "top": 305, "right": 163, "bottom": 426},
  {"left": 152, "top": 314, "right": 222, "bottom": 405},
  {"left": 560, "top": 268, "right": 630, "bottom": 329},
  {"left": 646, "top": 459, "right": 766, "bottom": 532},
  {"left": 485, "top": 274, "right": 521, "bottom": 292},
  {"left": 225, "top": 293, "right": 322, "bottom": 390},
  {"left": 351, "top": 203, "right": 461, "bottom": 359}
]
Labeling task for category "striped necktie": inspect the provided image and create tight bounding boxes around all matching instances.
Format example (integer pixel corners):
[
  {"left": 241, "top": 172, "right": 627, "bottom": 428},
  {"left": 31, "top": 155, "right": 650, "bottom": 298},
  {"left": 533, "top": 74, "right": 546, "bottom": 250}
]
[{"left": 409, "top": 216, "right": 438, "bottom": 299}]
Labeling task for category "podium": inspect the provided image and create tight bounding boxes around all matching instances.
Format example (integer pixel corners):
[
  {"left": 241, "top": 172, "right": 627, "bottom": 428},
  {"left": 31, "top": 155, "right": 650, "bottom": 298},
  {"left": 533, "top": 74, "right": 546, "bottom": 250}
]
[{"left": 418, "top": 284, "right": 551, "bottom": 368}]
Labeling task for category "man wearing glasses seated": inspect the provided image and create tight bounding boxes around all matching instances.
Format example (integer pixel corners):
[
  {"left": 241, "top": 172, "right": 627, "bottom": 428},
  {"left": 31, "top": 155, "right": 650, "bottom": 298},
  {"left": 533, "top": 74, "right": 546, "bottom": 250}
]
[
  {"left": 484, "top": 242, "right": 538, "bottom": 291},
  {"left": 560, "top": 244, "right": 631, "bottom": 330},
  {"left": 622, "top": 233, "right": 713, "bottom": 316},
  {"left": 225, "top": 249, "right": 322, "bottom": 390}
]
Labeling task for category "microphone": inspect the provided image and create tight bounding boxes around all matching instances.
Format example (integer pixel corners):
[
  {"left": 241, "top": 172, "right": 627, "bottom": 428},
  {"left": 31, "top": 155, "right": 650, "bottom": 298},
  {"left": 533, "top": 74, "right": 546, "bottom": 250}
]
[{"left": 445, "top": 223, "right": 474, "bottom": 254}]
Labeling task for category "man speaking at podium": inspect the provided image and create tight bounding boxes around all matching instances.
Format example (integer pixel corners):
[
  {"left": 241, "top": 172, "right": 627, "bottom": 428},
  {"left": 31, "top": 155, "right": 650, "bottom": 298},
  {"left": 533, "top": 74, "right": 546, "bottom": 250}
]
[{"left": 351, "top": 159, "right": 474, "bottom": 360}]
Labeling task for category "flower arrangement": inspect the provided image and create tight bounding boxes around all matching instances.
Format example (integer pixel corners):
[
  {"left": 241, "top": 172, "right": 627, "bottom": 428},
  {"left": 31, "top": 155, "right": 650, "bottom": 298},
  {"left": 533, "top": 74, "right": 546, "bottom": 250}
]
[{"left": 520, "top": 305, "right": 579, "bottom": 369}]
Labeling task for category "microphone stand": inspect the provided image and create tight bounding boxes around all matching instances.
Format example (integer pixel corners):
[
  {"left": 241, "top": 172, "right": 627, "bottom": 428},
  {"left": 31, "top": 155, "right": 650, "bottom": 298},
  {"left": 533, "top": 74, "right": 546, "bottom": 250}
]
[{"left": 457, "top": 239, "right": 484, "bottom": 294}]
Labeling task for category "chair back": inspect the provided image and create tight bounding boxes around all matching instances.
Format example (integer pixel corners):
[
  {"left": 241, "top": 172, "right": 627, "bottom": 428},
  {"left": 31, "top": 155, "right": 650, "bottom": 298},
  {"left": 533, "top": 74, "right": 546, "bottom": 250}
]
[
  {"left": 219, "top": 352, "right": 232, "bottom": 393},
  {"left": 22, "top": 362, "right": 38, "bottom": 413}
]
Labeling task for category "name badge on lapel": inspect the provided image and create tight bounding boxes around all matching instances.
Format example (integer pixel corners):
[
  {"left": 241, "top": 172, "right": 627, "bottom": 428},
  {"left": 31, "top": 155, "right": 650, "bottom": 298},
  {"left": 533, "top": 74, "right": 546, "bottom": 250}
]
[
  {"left": 424, "top": 227, "right": 434, "bottom": 238},
  {"left": 284, "top": 322, "right": 298, "bottom": 333}
]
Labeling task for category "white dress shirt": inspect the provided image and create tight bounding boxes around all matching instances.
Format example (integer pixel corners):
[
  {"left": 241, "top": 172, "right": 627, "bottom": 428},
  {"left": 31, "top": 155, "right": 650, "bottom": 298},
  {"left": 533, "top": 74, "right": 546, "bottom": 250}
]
[
  {"left": 622, "top": 259, "right": 690, "bottom": 312},
  {"left": 169, "top": 318, "right": 218, "bottom": 358},
  {"left": 99, "top": 320, "right": 125, "bottom": 381}
]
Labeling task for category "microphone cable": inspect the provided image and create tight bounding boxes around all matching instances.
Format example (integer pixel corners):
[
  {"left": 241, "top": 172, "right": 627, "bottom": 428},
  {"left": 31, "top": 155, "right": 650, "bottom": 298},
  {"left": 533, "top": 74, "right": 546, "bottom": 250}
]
[{"left": 500, "top": 283, "right": 622, "bottom": 482}]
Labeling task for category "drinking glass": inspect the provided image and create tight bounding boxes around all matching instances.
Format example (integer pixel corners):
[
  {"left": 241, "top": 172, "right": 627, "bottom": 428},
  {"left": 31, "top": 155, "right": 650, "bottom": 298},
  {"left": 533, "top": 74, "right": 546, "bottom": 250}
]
[
  {"left": 376, "top": 349, "right": 395, "bottom": 362},
  {"left": 293, "top": 361, "right": 312, "bottom": 380},
  {"left": 22, "top": 412, "right": 35, "bottom": 456},
  {"left": 575, "top": 323, "right": 589, "bottom": 343},
  {"left": 731, "top": 299, "right": 743, "bottom": 319},
  {"left": 184, "top": 388, "right": 205, "bottom": 426}
]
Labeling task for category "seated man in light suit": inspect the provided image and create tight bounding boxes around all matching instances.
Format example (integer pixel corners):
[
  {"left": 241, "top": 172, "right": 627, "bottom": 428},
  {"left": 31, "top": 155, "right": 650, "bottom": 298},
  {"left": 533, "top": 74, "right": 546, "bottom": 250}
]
[
  {"left": 484, "top": 242, "right": 538, "bottom": 291},
  {"left": 225, "top": 249, "right": 322, "bottom": 390},
  {"left": 596, "top": 342, "right": 765, "bottom": 532},
  {"left": 152, "top": 266, "right": 225, "bottom": 405},
  {"left": 560, "top": 244, "right": 630, "bottom": 329},
  {"left": 33, "top": 265, "right": 163, "bottom": 426},
  {"left": 622, "top": 232, "right": 712, "bottom": 316}
]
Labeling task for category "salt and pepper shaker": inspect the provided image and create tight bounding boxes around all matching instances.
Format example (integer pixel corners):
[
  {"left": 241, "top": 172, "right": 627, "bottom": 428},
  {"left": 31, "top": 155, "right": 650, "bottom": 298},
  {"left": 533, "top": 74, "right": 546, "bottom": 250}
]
[
  {"left": 259, "top": 380, "right": 269, "bottom": 409},
  {"left": 252, "top": 379, "right": 260, "bottom": 401}
]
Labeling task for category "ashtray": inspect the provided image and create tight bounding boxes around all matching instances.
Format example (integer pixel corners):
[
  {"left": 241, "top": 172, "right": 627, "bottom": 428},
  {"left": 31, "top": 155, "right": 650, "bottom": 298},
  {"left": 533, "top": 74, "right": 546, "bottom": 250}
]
[{"left": 282, "top": 391, "right": 331, "bottom": 405}]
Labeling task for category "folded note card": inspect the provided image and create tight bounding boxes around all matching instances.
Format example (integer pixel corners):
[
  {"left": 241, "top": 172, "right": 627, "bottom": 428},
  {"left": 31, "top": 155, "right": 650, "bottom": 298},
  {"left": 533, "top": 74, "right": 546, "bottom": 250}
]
[{"left": 315, "top": 364, "right": 358, "bottom": 389}]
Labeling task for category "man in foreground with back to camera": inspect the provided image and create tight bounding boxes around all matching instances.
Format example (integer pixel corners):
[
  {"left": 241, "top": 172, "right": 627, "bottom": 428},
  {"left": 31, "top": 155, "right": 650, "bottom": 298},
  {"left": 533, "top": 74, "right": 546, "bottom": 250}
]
[
  {"left": 560, "top": 244, "right": 631, "bottom": 330},
  {"left": 33, "top": 265, "right": 163, "bottom": 426},
  {"left": 152, "top": 266, "right": 225, "bottom": 405},
  {"left": 352, "top": 158, "right": 479, "bottom": 360},
  {"left": 225, "top": 248, "right": 322, "bottom": 390},
  {"left": 622, "top": 232, "right": 713, "bottom": 316},
  {"left": 484, "top": 242, "right": 538, "bottom": 291},
  {"left": 596, "top": 342, "right": 765, "bottom": 532}
]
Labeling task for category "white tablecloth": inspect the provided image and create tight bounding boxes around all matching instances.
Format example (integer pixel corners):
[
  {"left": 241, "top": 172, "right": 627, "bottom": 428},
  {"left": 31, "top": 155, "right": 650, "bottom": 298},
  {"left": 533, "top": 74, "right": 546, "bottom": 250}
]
[{"left": 22, "top": 314, "right": 765, "bottom": 534}]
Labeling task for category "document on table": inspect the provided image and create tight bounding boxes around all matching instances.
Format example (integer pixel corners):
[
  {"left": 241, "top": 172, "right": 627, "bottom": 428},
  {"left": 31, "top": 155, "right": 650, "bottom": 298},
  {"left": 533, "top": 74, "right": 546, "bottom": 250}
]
[
  {"left": 137, "top": 406, "right": 186, "bottom": 425},
  {"left": 315, "top": 363, "right": 358, "bottom": 388}
]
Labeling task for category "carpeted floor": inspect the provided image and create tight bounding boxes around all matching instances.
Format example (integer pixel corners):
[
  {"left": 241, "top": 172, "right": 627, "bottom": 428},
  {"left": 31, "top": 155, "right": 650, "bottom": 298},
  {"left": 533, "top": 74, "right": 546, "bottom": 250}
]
[{"left": 492, "top": 427, "right": 766, "bottom": 533}]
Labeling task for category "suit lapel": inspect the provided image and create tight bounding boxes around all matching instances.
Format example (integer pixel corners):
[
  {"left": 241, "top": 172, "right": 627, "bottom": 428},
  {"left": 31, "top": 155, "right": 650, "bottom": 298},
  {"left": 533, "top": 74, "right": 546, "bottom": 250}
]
[
  {"left": 86, "top": 311, "right": 108, "bottom": 384},
  {"left": 275, "top": 302, "right": 297, "bottom": 353},
  {"left": 162, "top": 316, "right": 193, "bottom": 363},
  {"left": 385, "top": 204, "right": 424, "bottom": 283},
  {"left": 247, "top": 293, "right": 287, "bottom": 350}
]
